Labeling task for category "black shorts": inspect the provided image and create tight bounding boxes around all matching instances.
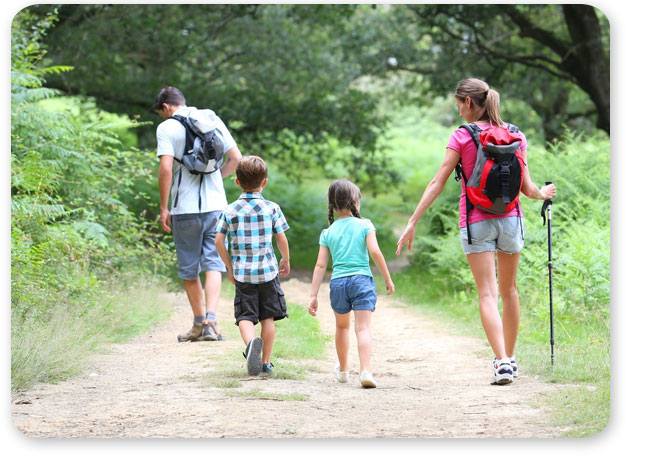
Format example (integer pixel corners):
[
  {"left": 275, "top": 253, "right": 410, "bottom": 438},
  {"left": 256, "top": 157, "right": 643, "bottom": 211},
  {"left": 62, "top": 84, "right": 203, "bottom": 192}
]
[{"left": 234, "top": 277, "right": 288, "bottom": 325}]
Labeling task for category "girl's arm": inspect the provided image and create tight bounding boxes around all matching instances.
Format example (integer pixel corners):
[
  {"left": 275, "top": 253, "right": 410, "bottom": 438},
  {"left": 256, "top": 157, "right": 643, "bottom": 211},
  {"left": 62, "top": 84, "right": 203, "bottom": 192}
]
[
  {"left": 519, "top": 149, "right": 557, "bottom": 200},
  {"left": 308, "top": 245, "right": 330, "bottom": 316},
  {"left": 274, "top": 231, "right": 290, "bottom": 276},
  {"left": 396, "top": 148, "right": 461, "bottom": 255},
  {"left": 366, "top": 231, "right": 395, "bottom": 295},
  {"left": 215, "top": 233, "right": 235, "bottom": 284}
]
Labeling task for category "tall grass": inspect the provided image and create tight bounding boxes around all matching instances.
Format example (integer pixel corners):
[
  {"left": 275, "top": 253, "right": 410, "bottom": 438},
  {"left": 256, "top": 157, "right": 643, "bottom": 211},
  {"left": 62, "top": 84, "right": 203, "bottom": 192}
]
[{"left": 11, "top": 278, "right": 174, "bottom": 392}]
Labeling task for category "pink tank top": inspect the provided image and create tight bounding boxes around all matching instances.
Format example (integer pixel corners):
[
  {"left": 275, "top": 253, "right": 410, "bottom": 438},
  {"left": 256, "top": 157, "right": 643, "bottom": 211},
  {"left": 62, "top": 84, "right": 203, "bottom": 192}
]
[{"left": 447, "top": 123, "right": 528, "bottom": 228}]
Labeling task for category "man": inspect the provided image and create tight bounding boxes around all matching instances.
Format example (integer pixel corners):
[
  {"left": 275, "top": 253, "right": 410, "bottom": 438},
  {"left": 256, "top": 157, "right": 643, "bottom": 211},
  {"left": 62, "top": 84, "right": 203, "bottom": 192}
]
[{"left": 155, "top": 86, "right": 242, "bottom": 341}]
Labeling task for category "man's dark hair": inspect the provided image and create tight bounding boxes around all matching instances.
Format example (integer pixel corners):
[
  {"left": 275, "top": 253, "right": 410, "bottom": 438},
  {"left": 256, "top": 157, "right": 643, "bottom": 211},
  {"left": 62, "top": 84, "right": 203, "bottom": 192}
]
[
  {"left": 154, "top": 86, "right": 186, "bottom": 111},
  {"left": 236, "top": 156, "right": 268, "bottom": 191}
]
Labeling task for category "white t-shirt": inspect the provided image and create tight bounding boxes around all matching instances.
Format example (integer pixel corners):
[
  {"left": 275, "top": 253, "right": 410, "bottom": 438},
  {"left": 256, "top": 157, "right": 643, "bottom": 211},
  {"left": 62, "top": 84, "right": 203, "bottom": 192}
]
[{"left": 156, "top": 106, "right": 237, "bottom": 215}]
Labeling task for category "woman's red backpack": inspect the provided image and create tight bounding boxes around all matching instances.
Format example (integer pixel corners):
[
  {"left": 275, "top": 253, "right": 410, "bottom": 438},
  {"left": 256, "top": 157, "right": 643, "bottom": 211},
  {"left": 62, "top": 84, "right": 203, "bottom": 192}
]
[{"left": 454, "top": 123, "right": 525, "bottom": 244}]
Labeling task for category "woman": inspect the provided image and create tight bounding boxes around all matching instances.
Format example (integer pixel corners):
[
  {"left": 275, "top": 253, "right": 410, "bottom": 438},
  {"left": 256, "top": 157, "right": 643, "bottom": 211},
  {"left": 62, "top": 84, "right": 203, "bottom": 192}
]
[{"left": 396, "top": 78, "right": 556, "bottom": 384}]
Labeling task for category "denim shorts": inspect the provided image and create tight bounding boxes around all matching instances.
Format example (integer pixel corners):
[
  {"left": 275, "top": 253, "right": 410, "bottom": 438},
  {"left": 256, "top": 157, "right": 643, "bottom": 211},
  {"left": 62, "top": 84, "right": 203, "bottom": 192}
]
[
  {"left": 329, "top": 275, "right": 377, "bottom": 315},
  {"left": 460, "top": 217, "right": 525, "bottom": 255},
  {"left": 171, "top": 211, "right": 227, "bottom": 280}
]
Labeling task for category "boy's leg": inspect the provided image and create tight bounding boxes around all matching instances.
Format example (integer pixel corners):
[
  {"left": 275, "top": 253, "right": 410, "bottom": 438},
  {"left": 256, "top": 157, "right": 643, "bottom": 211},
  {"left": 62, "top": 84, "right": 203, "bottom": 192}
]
[
  {"left": 334, "top": 312, "right": 351, "bottom": 371},
  {"left": 239, "top": 320, "right": 256, "bottom": 345},
  {"left": 354, "top": 310, "right": 373, "bottom": 372},
  {"left": 260, "top": 318, "right": 275, "bottom": 364}
]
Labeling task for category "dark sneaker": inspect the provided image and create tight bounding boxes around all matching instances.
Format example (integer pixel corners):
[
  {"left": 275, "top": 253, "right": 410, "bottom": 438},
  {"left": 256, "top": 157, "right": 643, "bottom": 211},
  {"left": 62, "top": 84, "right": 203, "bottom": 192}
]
[
  {"left": 490, "top": 358, "right": 514, "bottom": 385},
  {"left": 177, "top": 322, "right": 203, "bottom": 342},
  {"left": 200, "top": 321, "right": 225, "bottom": 341},
  {"left": 244, "top": 337, "right": 264, "bottom": 376},
  {"left": 261, "top": 363, "right": 274, "bottom": 375}
]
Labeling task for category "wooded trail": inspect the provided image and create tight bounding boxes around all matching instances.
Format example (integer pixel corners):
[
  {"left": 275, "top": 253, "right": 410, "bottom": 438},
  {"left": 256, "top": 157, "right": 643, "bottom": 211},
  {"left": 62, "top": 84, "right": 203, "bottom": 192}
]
[{"left": 12, "top": 275, "right": 565, "bottom": 438}]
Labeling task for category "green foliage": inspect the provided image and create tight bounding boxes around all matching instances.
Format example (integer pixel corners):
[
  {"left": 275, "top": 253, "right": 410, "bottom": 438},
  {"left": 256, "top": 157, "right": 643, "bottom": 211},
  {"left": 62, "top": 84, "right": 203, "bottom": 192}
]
[{"left": 11, "top": 9, "right": 176, "bottom": 391}]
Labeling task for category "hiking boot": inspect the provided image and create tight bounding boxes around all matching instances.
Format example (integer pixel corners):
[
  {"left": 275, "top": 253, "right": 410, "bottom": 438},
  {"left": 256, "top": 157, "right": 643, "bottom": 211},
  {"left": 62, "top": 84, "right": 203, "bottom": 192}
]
[
  {"left": 335, "top": 366, "right": 349, "bottom": 383},
  {"left": 261, "top": 363, "right": 274, "bottom": 375},
  {"left": 359, "top": 370, "right": 377, "bottom": 388},
  {"left": 200, "top": 321, "right": 225, "bottom": 341},
  {"left": 490, "top": 358, "right": 514, "bottom": 385},
  {"left": 243, "top": 337, "right": 264, "bottom": 376},
  {"left": 177, "top": 322, "right": 203, "bottom": 342}
]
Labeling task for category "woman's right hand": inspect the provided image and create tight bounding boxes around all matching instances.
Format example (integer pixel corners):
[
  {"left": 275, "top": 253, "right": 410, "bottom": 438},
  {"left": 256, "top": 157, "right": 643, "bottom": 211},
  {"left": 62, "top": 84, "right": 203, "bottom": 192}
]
[
  {"left": 540, "top": 183, "right": 557, "bottom": 201},
  {"left": 396, "top": 223, "right": 416, "bottom": 255}
]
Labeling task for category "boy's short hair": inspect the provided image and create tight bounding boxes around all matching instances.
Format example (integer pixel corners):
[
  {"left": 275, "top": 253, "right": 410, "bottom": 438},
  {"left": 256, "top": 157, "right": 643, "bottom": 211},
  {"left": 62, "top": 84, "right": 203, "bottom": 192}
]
[
  {"left": 154, "top": 86, "right": 186, "bottom": 111},
  {"left": 236, "top": 156, "right": 268, "bottom": 190}
]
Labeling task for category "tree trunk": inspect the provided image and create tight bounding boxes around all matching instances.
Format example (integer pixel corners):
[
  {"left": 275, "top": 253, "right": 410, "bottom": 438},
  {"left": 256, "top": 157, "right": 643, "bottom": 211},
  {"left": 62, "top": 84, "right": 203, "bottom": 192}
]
[{"left": 562, "top": 5, "right": 610, "bottom": 134}]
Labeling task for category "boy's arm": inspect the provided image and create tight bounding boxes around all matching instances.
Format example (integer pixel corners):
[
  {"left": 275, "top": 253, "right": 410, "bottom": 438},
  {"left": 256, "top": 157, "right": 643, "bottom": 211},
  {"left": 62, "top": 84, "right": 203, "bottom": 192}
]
[
  {"left": 274, "top": 231, "right": 290, "bottom": 277},
  {"left": 308, "top": 245, "right": 330, "bottom": 316},
  {"left": 215, "top": 232, "right": 235, "bottom": 284},
  {"left": 366, "top": 231, "right": 395, "bottom": 295}
]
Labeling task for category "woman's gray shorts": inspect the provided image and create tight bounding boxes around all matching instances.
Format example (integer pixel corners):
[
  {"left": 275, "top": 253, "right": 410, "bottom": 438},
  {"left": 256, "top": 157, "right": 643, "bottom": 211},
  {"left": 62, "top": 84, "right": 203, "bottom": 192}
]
[
  {"left": 171, "top": 211, "right": 227, "bottom": 280},
  {"left": 460, "top": 217, "right": 525, "bottom": 255}
]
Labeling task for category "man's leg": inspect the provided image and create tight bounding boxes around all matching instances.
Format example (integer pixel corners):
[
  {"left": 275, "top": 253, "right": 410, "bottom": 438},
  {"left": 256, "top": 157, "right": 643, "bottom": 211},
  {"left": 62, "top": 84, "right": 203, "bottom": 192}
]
[
  {"left": 203, "top": 270, "right": 222, "bottom": 324},
  {"left": 184, "top": 277, "right": 206, "bottom": 319}
]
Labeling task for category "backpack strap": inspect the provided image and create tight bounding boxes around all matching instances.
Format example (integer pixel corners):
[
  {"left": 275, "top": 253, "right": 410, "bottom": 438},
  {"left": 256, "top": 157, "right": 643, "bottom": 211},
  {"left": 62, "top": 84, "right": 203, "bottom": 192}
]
[
  {"left": 507, "top": 123, "right": 519, "bottom": 133},
  {"left": 455, "top": 123, "right": 482, "bottom": 245}
]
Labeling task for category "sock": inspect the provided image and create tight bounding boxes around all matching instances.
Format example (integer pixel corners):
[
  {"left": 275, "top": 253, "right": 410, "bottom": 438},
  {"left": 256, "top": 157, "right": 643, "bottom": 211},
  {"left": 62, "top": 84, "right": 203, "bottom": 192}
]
[
  {"left": 194, "top": 315, "right": 205, "bottom": 324},
  {"left": 510, "top": 355, "right": 516, "bottom": 363},
  {"left": 205, "top": 311, "right": 216, "bottom": 322}
]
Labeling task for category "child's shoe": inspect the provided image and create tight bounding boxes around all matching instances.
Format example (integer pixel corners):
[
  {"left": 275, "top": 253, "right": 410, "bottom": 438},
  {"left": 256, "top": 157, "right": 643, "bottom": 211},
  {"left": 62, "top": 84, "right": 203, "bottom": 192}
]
[
  {"left": 490, "top": 357, "right": 514, "bottom": 385},
  {"left": 359, "top": 370, "right": 377, "bottom": 388},
  {"left": 335, "top": 366, "right": 349, "bottom": 383},
  {"left": 261, "top": 363, "right": 274, "bottom": 375},
  {"left": 243, "top": 337, "right": 263, "bottom": 376}
]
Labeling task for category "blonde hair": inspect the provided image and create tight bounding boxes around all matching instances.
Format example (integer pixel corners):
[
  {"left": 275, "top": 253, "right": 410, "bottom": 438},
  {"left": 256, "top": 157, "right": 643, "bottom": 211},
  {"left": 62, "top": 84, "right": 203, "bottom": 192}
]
[{"left": 454, "top": 78, "right": 504, "bottom": 127}]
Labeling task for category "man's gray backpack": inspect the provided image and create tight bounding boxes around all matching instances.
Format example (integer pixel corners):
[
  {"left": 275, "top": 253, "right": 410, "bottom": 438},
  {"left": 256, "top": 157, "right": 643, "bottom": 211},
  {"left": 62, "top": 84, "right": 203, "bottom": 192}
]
[{"left": 171, "top": 110, "right": 225, "bottom": 175}]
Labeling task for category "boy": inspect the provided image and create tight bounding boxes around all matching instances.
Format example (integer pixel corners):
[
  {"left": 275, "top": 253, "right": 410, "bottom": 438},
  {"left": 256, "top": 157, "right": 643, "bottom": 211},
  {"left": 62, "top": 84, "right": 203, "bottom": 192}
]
[{"left": 214, "top": 156, "right": 290, "bottom": 376}]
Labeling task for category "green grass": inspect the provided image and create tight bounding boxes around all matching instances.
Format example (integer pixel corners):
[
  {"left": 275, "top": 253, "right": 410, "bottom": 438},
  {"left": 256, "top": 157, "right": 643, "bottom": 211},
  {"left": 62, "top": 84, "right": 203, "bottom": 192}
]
[
  {"left": 199, "top": 301, "right": 330, "bottom": 398},
  {"left": 11, "top": 277, "right": 174, "bottom": 393},
  {"left": 390, "top": 267, "right": 610, "bottom": 438},
  {"left": 224, "top": 387, "right": 310, "bottom": 401}
]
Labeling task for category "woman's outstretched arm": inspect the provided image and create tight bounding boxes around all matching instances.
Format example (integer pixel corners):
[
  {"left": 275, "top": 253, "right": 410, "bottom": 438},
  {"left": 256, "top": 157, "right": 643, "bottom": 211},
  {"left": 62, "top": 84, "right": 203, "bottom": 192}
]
[{"left": 396, "top": 148, "right": 461, "bottom": 255}]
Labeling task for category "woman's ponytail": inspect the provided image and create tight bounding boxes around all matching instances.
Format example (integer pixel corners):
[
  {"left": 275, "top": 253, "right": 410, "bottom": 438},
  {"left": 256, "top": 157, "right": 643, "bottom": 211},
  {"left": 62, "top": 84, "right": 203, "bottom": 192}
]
[
  {"left": 455, "top": 78, "right": 504, "bottom": 127},
  {"left": 483, "top": 88, "right": 503, "bottom": 127}
]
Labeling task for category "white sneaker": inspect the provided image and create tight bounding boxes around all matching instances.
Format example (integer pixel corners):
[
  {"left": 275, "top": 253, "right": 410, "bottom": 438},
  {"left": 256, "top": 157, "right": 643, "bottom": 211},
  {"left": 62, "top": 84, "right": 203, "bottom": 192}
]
[
  {"left": 490, "top": 358, "right": 514, "bottom": 385},
  {"left": 359, "top": 370, "right": 377, "bottom": 388},
  {"left": 511, "top": 358, "right": 519, "bottom": 378},
  {"left": 335, "top": 366, "right": 349, "bottom": 383}
]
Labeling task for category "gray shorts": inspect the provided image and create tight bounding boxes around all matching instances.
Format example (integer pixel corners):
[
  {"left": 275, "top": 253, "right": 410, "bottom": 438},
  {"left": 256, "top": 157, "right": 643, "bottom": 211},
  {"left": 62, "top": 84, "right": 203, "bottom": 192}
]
[
  {"left": 171, "top": 211, "right": 227, "bottom": 280},
  {"left": 460, "top": 217, "right": 525, "bottom": 255}
]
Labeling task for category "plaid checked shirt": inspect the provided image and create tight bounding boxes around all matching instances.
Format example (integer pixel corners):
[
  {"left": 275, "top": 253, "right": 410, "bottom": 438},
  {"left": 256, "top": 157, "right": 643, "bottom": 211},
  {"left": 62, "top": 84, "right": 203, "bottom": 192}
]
[{"left": 215, "top": 192, "right": 289, "bottom": 284}]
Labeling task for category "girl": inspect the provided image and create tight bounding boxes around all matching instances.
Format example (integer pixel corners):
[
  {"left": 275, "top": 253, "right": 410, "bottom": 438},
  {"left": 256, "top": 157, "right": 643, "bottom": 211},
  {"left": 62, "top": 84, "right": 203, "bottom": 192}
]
[
  {"left": 308, "top": 179, "right": 395, "bottom": 388},
  {"left": 396, "top": 78, "right": 556, "bottom": 385}
]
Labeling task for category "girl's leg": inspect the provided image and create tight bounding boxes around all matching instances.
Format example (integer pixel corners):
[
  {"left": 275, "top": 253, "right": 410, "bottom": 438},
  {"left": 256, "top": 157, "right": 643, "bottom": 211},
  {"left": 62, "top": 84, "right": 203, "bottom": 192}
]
[
  {"left": 466, "top": 251, "right": 507, "bottom": 360},
  {"left": 354, "top": 310, "right": 373, "bottom": 372},
  {"left": 259, "top": 317, "right": 275, "bottom": 364},
  {"left": 496, "top": 251, "right": 522, "bottom": 358},
  {"left": 334, "top": 312, "right": 351, "bottom": 371}
]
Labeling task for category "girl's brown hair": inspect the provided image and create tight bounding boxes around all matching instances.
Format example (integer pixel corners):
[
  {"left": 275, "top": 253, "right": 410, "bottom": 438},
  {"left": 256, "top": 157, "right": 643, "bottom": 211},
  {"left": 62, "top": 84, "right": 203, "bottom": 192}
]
[
  {"left": 327, "top": 179, "right": 361, "bottom": 225},
  {"left": 454, "top": 78, "right": 503, "bottom": 127}
]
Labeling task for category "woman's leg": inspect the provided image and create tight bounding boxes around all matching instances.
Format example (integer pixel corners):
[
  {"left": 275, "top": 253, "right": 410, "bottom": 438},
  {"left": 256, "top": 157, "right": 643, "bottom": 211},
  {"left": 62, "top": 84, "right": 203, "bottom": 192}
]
[
  {"left": 334, "top": 312, "right": 351, "bottom": 371},
  {"left": 466, "top": 251, "right": 507, "bottom": 360},
  {"left": 353, "top": 310, "right": 373, "bottom": 372},
  {"left": 497, "top": 251, "right": 521, "bottom": 358}
]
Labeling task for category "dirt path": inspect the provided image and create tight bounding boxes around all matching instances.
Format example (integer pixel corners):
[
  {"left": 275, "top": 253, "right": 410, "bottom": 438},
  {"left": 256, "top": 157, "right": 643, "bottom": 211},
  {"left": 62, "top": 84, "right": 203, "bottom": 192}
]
[{"left": 12, "top": 274, "right": 564, "bottom": 438}]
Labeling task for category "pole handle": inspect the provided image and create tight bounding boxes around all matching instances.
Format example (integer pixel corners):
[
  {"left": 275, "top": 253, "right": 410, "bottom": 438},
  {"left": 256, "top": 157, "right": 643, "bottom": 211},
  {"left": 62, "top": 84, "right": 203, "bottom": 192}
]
[{"left": 541, "top": 181, "right": 553, "bottom": 225}]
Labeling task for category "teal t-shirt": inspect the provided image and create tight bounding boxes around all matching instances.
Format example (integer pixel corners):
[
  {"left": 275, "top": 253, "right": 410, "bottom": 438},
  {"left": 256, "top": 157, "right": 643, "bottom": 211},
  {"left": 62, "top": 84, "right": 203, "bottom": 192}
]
[{"left": 319, "top": 217, "right": 376, "bottom": 280}]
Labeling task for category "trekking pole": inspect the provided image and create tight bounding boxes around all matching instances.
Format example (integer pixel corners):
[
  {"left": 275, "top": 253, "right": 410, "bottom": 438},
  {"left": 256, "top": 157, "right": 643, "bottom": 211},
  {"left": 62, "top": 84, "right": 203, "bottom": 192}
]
[{"left": 541, "top": 181, "right": 554, "bottom": 367}]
